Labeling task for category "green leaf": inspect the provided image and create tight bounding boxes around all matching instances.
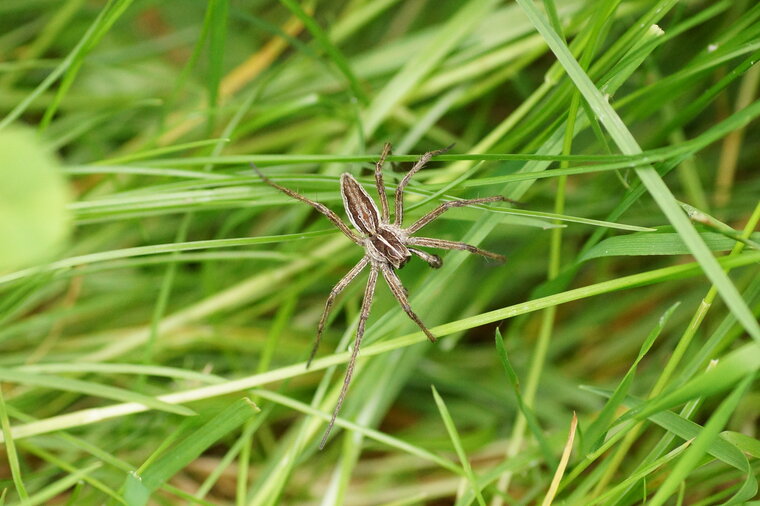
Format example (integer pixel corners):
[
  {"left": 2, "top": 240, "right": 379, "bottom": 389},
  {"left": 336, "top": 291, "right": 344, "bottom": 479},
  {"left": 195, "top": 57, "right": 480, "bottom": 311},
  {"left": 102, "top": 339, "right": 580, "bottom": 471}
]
[
  {"left": 579, "top": 232, "right": 760, "bottom": 262},
  {"left": 648, "top": 375, "right": 754, "bottom": 506},
  {"left": 124, "top": 398, "right": 258, "bottom": 504},
  {"left": 515, "top": 0, "right": 760, "bottom": 342},
  {"left": 622, "top": 343, "right": 759, "bottom": 423},
  {"left": 431, "top": 385, "right": 486, "bottom": 506},
  {"left": 582, "top": 302, "right": 677, "bottom": 455},
  {"left": 0, "top": 127, "right": 71, "bottom": 271},
  {"left": 494, "top": 329, "right": 556, "bottom": 467},
  {"left": 721, "top": 431, "right": 760, "bottom": 459}
]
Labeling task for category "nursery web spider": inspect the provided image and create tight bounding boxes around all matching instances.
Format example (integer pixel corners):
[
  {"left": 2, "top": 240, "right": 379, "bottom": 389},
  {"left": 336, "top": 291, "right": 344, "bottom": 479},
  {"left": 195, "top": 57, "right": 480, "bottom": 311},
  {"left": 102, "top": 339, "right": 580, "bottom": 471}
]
[{"left": 254, "top": 143, "right": 509, "bottom": 448}]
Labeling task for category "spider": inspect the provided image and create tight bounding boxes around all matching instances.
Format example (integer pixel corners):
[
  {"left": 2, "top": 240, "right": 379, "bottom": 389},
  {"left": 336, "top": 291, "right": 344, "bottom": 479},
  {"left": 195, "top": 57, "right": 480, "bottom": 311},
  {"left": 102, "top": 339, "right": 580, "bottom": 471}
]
[{"left": 254, "top": 143, "right": 509, "bottom": 448}]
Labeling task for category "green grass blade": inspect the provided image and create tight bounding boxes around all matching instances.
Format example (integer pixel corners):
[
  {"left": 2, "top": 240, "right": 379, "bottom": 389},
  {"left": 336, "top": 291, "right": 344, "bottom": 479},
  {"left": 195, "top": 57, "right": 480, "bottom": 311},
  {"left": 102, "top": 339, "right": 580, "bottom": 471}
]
[
  {"left": 648, "top": 375, "right": 754, "bottom": 506},
  {"left": 494, "top": 329, "right": 556, "bottom": 467},
  {"left": 360, "top": 0, "right": 499, "bottom": 137},
  {"left": 579, "top": 232, "right": 760, "bottom": 261},
  {"left": 280, "top": 0, "right": 367, "bottom": 104},
  {"left": 431, "top": 385, "right": 486, "bottom": 506},
  {"left": 582, "top": 302, "right": 678, "bottom": 454},
  {"left": 582, "top": 386, "right": 751, "bottom": 472},
  {"left": 622, "top": 342, "right": 759, "bottom": 423},
  {"left": 0, "top": 387, "right": 29, "bottom": 502},
  {"left": 123, "top": 398, "right": 259, "bottom": 504},
  {"left": 0, "top": 367, "right": 195, "bottom": 416},
  {"left": 25, "top": 463, "right": 101, "bottom": 506},
  {"left": 516, "top": 0, "right": 760, "bottom": 342}
]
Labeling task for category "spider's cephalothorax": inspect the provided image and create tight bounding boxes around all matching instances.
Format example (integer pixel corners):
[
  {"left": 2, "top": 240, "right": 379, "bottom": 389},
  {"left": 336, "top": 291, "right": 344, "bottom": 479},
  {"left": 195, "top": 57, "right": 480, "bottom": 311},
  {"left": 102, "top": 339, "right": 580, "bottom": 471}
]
[{"left": 254, "top": 143, "right": 509, "bottom": 448}]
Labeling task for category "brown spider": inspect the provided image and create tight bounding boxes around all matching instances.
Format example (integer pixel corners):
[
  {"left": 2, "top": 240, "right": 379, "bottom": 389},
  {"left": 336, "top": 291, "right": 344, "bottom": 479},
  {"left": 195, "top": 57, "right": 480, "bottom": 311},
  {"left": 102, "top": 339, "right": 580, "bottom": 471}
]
[{"left": 254, "top": 143, "right": 508, "bottom": 448}]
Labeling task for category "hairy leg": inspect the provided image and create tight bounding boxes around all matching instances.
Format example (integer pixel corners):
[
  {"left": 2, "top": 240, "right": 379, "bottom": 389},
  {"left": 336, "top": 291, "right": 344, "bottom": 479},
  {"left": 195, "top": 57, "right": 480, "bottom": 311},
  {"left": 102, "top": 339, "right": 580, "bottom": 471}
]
[
  {"left": 380, "top": 265, "right": 437, "bottom": 343},
  {"left": 408, "top": 247, "right": 442, "bottom": 268},
  {"left": 374, "top": 143, "right": 392, "bottom": 221},
  {"left": 252, "top": 164, "right": 360, "bottom": 244},
  {"left": 394, "top": 144, "right": 453, "bottom": 226},
  {"left": 308, "top": 256, "right": 370, "bottom": 368},
  {"left": 407, "top": 236, "right": 505, "bottom": 262},
  {"left": 406, "top": 196, "right": 508, "bottom": 233},
  {"left": 320, "top": 266, "right": 379, "bottom": 449}
]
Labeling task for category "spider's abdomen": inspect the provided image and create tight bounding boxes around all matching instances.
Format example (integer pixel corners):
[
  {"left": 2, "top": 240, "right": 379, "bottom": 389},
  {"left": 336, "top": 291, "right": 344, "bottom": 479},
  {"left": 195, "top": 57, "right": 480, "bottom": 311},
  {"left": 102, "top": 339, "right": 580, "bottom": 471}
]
[
  {"left": 367, "top": 227, "right": 410, "bottom": 269},
  {"left": 340, "top": 173, "right": 380, "bottom": 235}
]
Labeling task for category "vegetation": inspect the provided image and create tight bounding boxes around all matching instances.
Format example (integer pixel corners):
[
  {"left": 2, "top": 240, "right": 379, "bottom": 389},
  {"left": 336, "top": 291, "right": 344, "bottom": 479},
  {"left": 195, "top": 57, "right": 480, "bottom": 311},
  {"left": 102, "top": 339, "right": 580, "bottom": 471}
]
[{"left": 0, "top": 0, "right": 758, "bottom": 504}]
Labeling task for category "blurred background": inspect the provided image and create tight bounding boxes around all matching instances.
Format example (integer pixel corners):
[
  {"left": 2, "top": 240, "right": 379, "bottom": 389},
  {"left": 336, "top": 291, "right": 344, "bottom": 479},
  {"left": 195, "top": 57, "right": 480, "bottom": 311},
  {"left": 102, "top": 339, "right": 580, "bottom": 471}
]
[{"left": 0, "top": 0, "right": 758, "bottom": 504}]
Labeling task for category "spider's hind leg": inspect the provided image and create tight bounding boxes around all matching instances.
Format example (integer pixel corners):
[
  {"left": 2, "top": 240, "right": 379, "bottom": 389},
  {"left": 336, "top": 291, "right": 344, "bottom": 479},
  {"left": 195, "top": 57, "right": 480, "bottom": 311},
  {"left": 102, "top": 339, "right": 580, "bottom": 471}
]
[
  {"left": 320, "top": 266, "right": 379, "bottom": 449},
  {"left": 380, "top": 265, "right": 437, "bottom": 343},
  {"left": 309, "top": 256, "right": 370, "bottom": 368}
]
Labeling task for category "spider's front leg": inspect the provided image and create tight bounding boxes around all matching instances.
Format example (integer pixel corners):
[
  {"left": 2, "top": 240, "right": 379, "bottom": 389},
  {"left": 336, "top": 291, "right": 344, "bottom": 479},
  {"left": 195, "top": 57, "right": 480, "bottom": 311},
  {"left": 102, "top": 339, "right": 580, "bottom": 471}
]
[
  {"left": 406, "top": 195, "right": 509, "bottom": 234},
  {"left": 374, "top": 143, "right": 392, "bottom": 221},
  {"left": 394, "top": 145, "right": 453, "bottom": 226},
  {"left": 408, "top": 247, "right": 442, "bottom": 268},
  {"left": 252, "top": 164, "right": 362, "bottom": 245}
]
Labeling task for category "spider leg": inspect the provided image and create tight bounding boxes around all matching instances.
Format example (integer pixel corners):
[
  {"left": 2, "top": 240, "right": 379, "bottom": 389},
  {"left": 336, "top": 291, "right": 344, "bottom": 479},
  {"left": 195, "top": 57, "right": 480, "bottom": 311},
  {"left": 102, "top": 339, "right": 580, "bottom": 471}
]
[
  {"left": 406, "top": 196, "right": 511, "bottom": 234},
  {"left": 394, "top": 144, "right": 453, "bottom": 227},
  {"left": 320, "top": 266, "right": 379, "bottom": 449},
  {"left": 252, "top": 164, "right": 361, "bottom": 244},
  {"left": 380, "top": 264, "right": 437, "bottom": 343},
  {"left": 374, "top": 143, "right": 392, "bottom": 221},
  {"left": 407, "top": 236, "right": 505, "bottom": 262},
  {"left": 408, "top": 247, "right": 442, "bottom": 269},
  {"left": 308, "top": 256, "right": 370, "bottom": 368}
]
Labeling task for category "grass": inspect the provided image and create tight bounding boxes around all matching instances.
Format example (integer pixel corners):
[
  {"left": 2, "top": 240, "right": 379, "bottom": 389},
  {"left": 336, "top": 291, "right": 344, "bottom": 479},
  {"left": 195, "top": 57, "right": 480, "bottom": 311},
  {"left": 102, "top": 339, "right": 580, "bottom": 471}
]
[{"left": 0, "top": 1, "right": 758, "bottom": 504}]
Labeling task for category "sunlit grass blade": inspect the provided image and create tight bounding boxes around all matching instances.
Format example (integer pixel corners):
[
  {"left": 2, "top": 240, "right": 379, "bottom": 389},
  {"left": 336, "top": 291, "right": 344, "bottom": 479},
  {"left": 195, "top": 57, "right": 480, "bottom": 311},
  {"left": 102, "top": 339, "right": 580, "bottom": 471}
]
[{"left": 0, "top": 367, "right": 195, "bottom": 416}]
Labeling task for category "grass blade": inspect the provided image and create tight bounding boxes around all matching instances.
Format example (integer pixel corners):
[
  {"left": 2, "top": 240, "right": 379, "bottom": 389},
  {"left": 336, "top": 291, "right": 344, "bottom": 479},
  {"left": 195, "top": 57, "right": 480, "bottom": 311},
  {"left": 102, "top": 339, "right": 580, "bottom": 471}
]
[
  {"left": 0, "top": 367, "right": 195, "bottom": 416},
  {"left": 516, "top": 0, "right": 760, "bottom": 342},
  {"left": 495, "top": 329, "right": 556, "bottom": 466},
  {"left": 431, "top": 386, "right": 486, "bottom": 506},
  {"left": 123, "top": 398, "right": 259, "bottom": 504},
  {"left": 648, "top": 375, "right": 754, "bottom": 506}
]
